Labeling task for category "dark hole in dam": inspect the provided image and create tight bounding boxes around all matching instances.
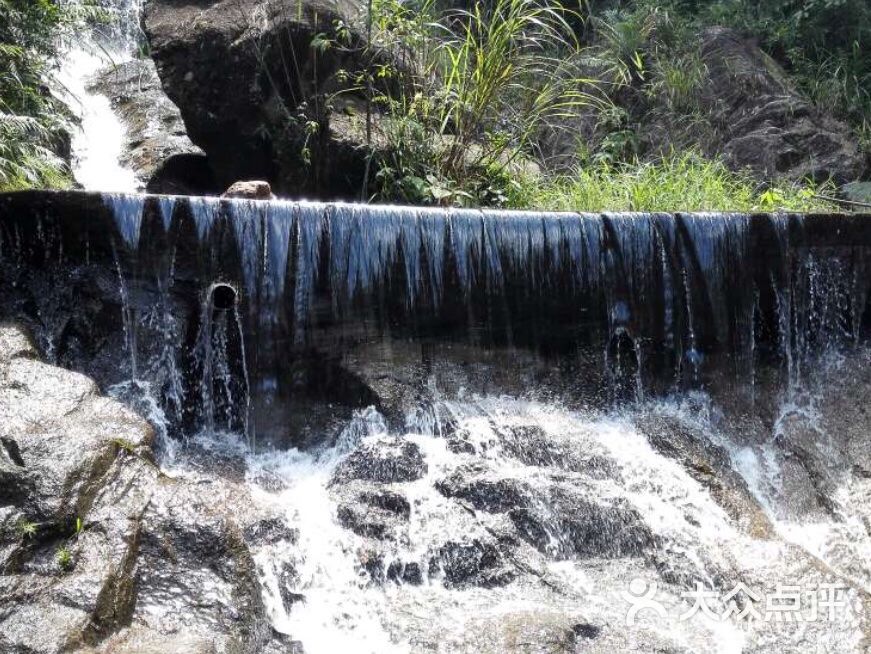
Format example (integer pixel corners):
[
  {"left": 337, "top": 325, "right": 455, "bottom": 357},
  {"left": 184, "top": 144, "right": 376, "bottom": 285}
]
[{"left": 211, "top": 283, "right": 237, "bottom": 311}]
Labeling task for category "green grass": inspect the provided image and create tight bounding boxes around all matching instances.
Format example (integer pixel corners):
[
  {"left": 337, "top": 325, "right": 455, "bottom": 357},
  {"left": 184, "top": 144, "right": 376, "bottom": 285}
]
[
  {"left": 56, "top": 546, "right": 73, "bottom": 571},
  {"left": 507, "top": 154, "right": 837, "bottom": 213},
  {"left": 15, "top": 518, "right": 37, "bottom": 540}
]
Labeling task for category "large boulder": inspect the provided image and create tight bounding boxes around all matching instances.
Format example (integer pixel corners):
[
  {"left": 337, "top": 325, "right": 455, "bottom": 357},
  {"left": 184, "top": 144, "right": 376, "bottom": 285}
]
[
  {"left": 0, "top": 323, "right": 293, "bottom": 654},
  {"left": 89, "top": 58, "right": 218, "bottom": 195},
  {"left": 144, "top": 0, "right": 377, "bottom": 199},
  {"left": 698, "top": 26, "right": 866, "bottom": 184},
  {"left": 0, "top": 323, "right": 156, "bottom": 652}
]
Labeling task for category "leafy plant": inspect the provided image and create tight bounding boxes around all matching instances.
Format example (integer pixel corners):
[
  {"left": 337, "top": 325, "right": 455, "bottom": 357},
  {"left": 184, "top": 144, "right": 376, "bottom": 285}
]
[
  {"left": 368, "top": 0, "right": 602, "bottom": 206},
  {"left": 15, "top": 518, "right": 37, "bottom": 540},
  {"left": 0, "top": 0, "right": 106, "bottom": 191},
  {"left": 56, "top": 546, "right": 73, "bottom": 571},
  {"left": 590, "top": 7, "right": 661, "bottom": 87},
  {"left": 647, "top": 49, "right": 708, "bottom": 114}
]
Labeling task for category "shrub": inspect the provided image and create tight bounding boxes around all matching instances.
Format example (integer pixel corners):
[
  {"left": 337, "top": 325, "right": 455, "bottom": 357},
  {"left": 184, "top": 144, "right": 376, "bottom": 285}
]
[
  {"left": 367, "top": 0, "right": 602, "bottom": 206},
  {"left": 0, "top": 0, "right": 102, "bottom": 191}
]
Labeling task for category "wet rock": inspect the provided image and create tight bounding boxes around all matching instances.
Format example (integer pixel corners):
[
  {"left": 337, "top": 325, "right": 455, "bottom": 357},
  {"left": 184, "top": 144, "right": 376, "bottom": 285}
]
[
  {"left": 358, "top": 546, "right": 385, "bottom": 584},
  {"left": 337, "top": 503, "right": 389, "bottom": 540},
  {"left": 386, "top": 560, "right": 423, "bottom": 585},
  {"left": 504, "top": 612, "right": 597, "bottom": 653},
  {"left": 446, "top": 433, "right": 477, "bottom": 455},
  {"left": 336, "top": 486, "right": 410, "bottom": 540},
  {"left": 636, "top": 411, "right": 775, "bottom": 539},
  {"left": 331, "top": 437, "right": 427, "bottom": 484},
  {"left": 275, "top": 562, "right": 304, "bottom": 614},
  {"left": 431, "top": 539, "right": 515, "bottom": 589},
  {"left": 223, "top": 181, "right": 275, "bottom": 200},
  {"left": 358, "top": 489, "right": 411, "bottom": 517},
  {"left": 0, "top": 324, "right": 156, "bottom": 651},
  {"left": 509, "top": 489, "right": 656, "bottom": 560},
  {"left": 436, "top": 470, "right": 530, "bottom": 513},
  {"left": 436, "top": 461, "right": 655, "bottom": 561},
  {"left": 243, "top": 515, "right": 298, "bottom": 546},
  {"left": 570, "top": 622, "right": 601, "bottom": 641},
  {"left": 0, "top": 324, "right": 288, "bottom": 653},
  {"left": 132, "top": 478, "right": 274, "bottom": 649},
  {"left": 500, "top": 425, "right": 619, "bottom": 479}
]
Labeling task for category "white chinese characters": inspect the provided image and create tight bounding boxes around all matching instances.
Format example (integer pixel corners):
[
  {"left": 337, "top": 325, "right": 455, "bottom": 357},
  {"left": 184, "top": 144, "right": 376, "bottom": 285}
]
[{"left": 624, "top": 579, "right": 850, "bottom": 625}]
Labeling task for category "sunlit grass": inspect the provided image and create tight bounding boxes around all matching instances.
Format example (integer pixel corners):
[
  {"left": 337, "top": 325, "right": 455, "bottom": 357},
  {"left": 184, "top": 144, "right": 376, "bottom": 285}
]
[{"left": 508, "top": 153, "right": 838, "bottom": 213}]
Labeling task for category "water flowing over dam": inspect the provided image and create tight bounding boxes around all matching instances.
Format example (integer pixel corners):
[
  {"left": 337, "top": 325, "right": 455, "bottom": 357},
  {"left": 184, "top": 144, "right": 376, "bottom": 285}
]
[{"left": 0, "top": 191, "right": 869, "bottom": 652}]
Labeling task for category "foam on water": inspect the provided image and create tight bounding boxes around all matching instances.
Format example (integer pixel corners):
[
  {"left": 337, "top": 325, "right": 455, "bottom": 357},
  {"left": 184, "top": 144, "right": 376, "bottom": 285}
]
[
  {"left": 57, "top": 1, "right": 143, "bottom": 192},
  {"left": 224, "top": 393, "right": 865, "bottom": 652},
  {"left": 247, "top": 409, "right": 405, "bottom": 654}
]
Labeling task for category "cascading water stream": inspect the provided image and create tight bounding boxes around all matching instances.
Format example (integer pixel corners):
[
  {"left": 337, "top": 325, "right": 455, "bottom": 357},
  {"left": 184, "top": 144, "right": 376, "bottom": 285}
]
[
  {"left": 56, "top": 0, "right": 143, "bottom": 191},
  {"left": 2, "top": 192, "right": 870, "bottom": 652}
]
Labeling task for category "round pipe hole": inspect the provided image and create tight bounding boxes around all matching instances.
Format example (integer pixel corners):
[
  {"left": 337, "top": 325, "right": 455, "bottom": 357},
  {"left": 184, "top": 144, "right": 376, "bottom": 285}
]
[{"left": 211, "top": 283, "right": 237, "bottom": 310}]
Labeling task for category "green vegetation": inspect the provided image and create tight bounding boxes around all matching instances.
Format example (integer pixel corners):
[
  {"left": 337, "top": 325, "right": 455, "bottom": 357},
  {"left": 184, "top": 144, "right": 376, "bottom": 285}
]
[
  {"left": 0, "top": 0, "right": 105, "bottom": 192},
  {"left": 56, "top": 545, "right": 73, "bottom": 571},
  {"left": 1, "top": 0, "right": 71, "bottom": 191},
  {"left": 15, "top": 518, "right": 37, "bottom": 540},
  {"left": 350, "top": 0, "right": 865, "bottom": 209},
  {"left": 366, "top": 0, "right": 600, "bottom": 206},
  {"left": 509, "top": 152, "right": 836, "bottom": 213},
  {"left": 3, "top": 0, "right": 867, "bottom": 209},
  {"left": 581, "top": 0, "right": 871, "bottom": 156}
]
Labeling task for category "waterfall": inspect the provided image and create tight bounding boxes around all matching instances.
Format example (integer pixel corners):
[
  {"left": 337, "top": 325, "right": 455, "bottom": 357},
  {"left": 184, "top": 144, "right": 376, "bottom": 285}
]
[
  {"left": 2, "top": 191, "right": 870, "bottom": 653},
  {"left": 56, "top": 0, "right": 143, "bottom": 191},
  {"left": 11, "top": 193, "right": 850, "bottom": 445}
]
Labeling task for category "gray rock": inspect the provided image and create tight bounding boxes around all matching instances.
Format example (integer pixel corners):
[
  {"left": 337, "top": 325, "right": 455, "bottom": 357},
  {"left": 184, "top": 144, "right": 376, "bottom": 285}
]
[
  {"left": 223, "top": 180, "right": 276, "bottom": 200},
  {"left": 699, "top": 27, "right": 866, "bottom": 184},
  {"left": 336, "top": 486, "right": 411, "bottom": 540},
  {"left": 431, "top": 539, "right": 515, "bottom": 589},
  {"left": 0, "top": 323, "right": 292, "bottom": 654},
  {"left": 634, "top": 410, "right": 775, "bottom": 539},
  {"left": 436, "top": 470, "right": 530, "bottom": 513},
  {"left": 144, "top": 0, "right": 384, "bottom": 199},
  {"left": 508, "top": 488, "right": 656, "bottom": 560},
  {"left": 89, "top": 58, "right": 214, "bottom": 194},
  {"left": 0, "top": 323, "right": 156, "bottom": 651},
  {"left": 331, "top": 437, "right": 427, "bottom": 484}
]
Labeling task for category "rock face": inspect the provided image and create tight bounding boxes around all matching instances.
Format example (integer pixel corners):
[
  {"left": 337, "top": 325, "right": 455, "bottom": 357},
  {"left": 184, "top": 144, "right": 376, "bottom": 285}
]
[
  {"left": 545, "top": 26, "right": 867, "bottom": 185},
  {"left": 89, "top": 58, "right": 218, "bottom": 195},
  {"left": 699, "top": 27, "right": 866, "bottom": 184},
  {"left": 144, "top": 0, "right": 376, "bottom": 199},
  {"left": 0, "top": 323, "right": 293, "bottom": 654}
]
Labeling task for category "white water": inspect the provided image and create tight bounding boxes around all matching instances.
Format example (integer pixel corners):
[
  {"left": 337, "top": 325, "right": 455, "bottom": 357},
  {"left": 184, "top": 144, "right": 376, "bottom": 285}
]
[
  {"left": 221, "top": 395, "right": 866, "bottom": 653},
  {"left": 56, "top": 1, "right": 142, "bottom": 191}
]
